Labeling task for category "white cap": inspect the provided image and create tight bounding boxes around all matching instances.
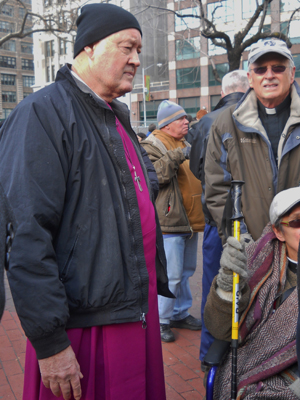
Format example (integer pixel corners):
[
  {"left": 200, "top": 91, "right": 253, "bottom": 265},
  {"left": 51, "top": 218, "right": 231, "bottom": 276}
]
[
  {"left": 248, "top": 39, "right": 293, "bottom": 66},
  {"left": 269, "top": 187, "right": 300, "bottom": 224}
]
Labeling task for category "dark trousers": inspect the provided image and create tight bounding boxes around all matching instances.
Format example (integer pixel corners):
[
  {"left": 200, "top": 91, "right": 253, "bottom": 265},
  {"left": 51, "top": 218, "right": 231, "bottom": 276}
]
[{"left": 200, "top": 224, "right": 222, "bottom": 361}]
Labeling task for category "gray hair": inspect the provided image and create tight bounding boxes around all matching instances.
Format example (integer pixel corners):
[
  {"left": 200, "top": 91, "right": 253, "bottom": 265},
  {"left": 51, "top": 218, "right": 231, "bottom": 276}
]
[{"left": 222, "top": 70, "right": 250, "bottom": 95}]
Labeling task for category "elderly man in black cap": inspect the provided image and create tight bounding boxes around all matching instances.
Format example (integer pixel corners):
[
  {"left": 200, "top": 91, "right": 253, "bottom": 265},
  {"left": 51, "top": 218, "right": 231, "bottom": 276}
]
[{"left": 0, "top": 4, "right": 172, "bottom": 400}]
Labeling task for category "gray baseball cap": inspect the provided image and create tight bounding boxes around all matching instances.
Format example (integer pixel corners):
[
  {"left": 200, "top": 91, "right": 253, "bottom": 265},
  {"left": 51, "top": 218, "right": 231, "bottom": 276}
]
[
  {"left": 248, "top": 39, "right": 293, "bottom": 66},
  {"left": 269, "top": 187, "right": 300, "bottom": 224}
]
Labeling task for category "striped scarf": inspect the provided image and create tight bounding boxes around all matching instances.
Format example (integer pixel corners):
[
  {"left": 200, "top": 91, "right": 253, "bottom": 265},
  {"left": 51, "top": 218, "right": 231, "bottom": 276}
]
[{"left": 214, "top": 223, "right": 298, "bottom": 399}]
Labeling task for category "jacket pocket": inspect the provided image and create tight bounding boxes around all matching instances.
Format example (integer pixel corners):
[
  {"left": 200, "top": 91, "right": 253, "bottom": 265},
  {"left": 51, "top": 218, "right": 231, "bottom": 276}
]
[{"left": 59, "top": 226, "right": 81, "bottom": 282}]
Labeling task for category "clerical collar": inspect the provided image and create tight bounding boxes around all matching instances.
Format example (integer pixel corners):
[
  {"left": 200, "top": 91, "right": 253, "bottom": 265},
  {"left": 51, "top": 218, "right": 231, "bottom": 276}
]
[
  {"left": 257, "top": 93, "right": 291, "bottom": 117},
  {"left": 288, "top": 257, "right": 297, "bottom": 274}
]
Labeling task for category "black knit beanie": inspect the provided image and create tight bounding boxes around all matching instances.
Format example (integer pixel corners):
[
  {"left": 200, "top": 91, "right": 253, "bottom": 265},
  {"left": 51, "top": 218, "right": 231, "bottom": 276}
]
[{"left": 74, "top": 3, "right": 142, "bottom": 58}]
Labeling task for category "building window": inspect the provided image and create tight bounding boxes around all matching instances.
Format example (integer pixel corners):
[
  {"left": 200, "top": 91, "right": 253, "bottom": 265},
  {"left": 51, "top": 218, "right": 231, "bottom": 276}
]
[
  {"left": 208, "top": 30, "right": 234, "bottom": 56},
  {"left": 2, "top": 91, "right": 16, "bottom": 103},
  {"left": 21, "top": 59, "right": 34, "bottom": 70},
  {"left": 46, "top": 40, "right": 55, "bottom": 57},
  {"left": 207, "top": 0, "right": 234, "bottom": 23},
  {"left": 23, "top": 93, "right": 31, "bottom": 99},
  {"left": 46, "top": 66, "right": 51, "bottom": 82},
  {"left": 176, "top": 67, "right": 201, "bottom": 90},
  {"left": 59, "top": 39, "right": 68, "bottom": 55},
  {"left": 51, "top": 65, "right": 56, "bottom": 81},
  {"left": 281, "top": 0, "right": 296, "bottom": 12},
  {"left": 2, "top": 5, "right": 14, "bottom": 17},
  {"left": 0, "top": 21, "right": 14, "bottom": 33},
  {"left": 175, "top": 7, "right": 200, "bottom": 32},
  {"left": 21, "top": 42, "right": 33, "bottom": 54},
  {"left": 210, "top": 95, "right": 221, "bottom": 111},
  {"left": 23, "top": 0, "right": 31, "bottom": 4},
  {"left": 1, "top": 74, "right": 16, "bottom": 86},
  {"left": 3, "top": 109, "right": 13, "bottom": 119},
  {"left": 1, "top": 40, "right": 16, "bottom": 52},
  {"left": 281, "top": 20, "right": 300, "bottom": 45},
  {"left": 23, "top": 76, "right": 35, "bottom": 87},
  {"left": 178, "top": 97, "right": 200, "bottom": 118},
  {"left": 208, "top": 63, "right": 229, "bottom": 86},
  {"left": 0, "top": 56, "right": 16, "bottom": 69},
  {"left": 44, "top": 0, "right": 52, "bottom": 6},
  {"left": 293, "top": 54, "right": 300, "bottom": 78},
  {"left": 139, "top": 99, "right": 167, "bottom": 122},
  {"left": 242, "top": 0, "right": 270, "bottom": 19},
  {"left": 176, "top": 37, "right": 200, "bottom": 61}
]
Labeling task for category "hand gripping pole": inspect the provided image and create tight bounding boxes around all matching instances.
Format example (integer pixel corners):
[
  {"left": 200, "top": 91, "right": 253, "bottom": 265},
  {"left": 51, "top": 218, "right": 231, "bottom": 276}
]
[{"left": 230, "top": 180, "right": 244, "bottom": 400}]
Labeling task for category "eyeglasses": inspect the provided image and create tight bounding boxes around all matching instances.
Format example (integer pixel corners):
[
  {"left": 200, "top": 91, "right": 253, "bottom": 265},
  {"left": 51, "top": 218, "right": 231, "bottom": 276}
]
[
  {"left": 280, "top": 218, "right": 300, "bottom": 228},
  {"left": 250, "top": 65, "right": 289, "bottom": 75}
]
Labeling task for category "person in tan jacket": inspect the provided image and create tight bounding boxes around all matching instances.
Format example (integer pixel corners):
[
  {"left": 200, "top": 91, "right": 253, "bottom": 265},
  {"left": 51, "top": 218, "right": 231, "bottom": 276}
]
[{"left": 142, "top": 100, "right": 205, "bottom": 342}]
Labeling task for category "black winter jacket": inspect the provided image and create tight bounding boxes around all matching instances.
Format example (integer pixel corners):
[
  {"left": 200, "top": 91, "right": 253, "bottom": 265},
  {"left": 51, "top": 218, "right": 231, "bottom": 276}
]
[
  {"left": 0, "top": 66, "right": 172, "bottom": 359},
  {"left": 190, "top": 92, "right": 245, "bottom": 225}
]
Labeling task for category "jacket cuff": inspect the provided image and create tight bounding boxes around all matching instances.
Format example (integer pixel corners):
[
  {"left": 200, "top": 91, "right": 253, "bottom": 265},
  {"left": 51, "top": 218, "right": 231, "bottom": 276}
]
[
  {"left": 29, "top": 326, "right": 71, "bottom": 360},
  {"left": 290, "top": 379, "right": 300, "bottom": 398}
]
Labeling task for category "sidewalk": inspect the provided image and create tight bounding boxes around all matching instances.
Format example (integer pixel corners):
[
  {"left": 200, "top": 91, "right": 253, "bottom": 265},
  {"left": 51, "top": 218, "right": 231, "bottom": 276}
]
[{"left": 0, "top": 234, "right": 205, "bottom": 400}]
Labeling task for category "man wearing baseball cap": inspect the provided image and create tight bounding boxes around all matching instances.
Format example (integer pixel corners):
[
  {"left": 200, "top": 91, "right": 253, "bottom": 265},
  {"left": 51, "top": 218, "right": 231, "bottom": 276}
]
[
  {"left": 0, "top": 3, "right": 172, "bottom": 399},
  {"left": 205, "top": 38, "right": 300, "bottom": 247},
  {"left": 142, "top": 100, "right": 204, "bottom": 342}
]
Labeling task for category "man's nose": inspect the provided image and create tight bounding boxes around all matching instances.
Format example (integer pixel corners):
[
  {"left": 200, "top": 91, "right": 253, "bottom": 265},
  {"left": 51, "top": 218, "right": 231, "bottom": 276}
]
[
  {"left": 130, "top": 50, "right": 140, "bottom": 67},
  {"left": 264, "top": 66, "right": 276, "bottom": 78}
]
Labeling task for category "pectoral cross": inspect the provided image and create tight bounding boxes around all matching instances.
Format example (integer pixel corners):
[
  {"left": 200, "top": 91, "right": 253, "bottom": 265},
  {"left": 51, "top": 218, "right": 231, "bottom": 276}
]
[{"left": 133, "top": 165, "right": 143, "bottom": 192}]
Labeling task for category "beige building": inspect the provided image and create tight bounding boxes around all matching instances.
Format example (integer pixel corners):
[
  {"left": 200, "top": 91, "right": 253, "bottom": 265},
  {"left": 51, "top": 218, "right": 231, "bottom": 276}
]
[
  {"left": 130, "top": 0, "right": 300, "bottom": 129},
  {"left": 0, "top": 0, "right": 34, "bottom": 121}
]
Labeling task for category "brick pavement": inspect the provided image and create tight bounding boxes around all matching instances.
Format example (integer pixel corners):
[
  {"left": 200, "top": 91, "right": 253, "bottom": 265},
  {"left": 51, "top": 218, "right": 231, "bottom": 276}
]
[{"left": 0, "top": 233, "right": 205, "bottom": 400}]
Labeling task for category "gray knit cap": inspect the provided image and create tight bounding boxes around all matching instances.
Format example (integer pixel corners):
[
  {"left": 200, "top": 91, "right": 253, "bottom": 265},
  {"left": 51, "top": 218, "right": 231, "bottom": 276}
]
[{"left": 157, "top": 100, "right": 187, "bottom": 129}]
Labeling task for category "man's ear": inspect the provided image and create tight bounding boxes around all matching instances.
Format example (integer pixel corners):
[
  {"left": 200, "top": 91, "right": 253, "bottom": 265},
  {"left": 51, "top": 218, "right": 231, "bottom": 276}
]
[
  {"left": 272, "top": 224, "right": 285, "bottom": 242},
  {"left": 84, "top": 45, "right": 94, "bottom": 58}
]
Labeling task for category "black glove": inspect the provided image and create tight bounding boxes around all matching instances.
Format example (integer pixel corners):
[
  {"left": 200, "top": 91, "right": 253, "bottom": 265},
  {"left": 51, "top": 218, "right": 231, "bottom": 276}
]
[{"left": 181, "top": 146, "right": 191, "bottom": 159}]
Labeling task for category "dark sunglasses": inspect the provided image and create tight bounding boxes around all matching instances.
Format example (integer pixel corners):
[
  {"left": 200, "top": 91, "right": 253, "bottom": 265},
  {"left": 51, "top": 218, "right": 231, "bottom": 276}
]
[
  {"left": 250, "top": 65, "right": 289, "bottom": 75},
  {"left": 280, "top": 218, "right": 300, "bottom": 228}
]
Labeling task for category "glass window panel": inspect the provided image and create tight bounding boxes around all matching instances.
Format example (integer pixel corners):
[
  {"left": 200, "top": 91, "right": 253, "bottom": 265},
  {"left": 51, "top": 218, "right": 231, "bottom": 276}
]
[
  {"left": 21, "top": 42, "right": 33, "bottom": 54},
  {"left": 2, "top": 91, "right": 16, "bottom": 102},
  {"left": 0, "top": 21, "right": 14, "bottom": 33},
  {"left": 21, "top": 59, "right": 34, "bottom": 70},
  {"left": 3, "top": 109, "right": 13, "bottom": 119},
  {"left": 176, "top": 67, "right": 201, "bottom": 90},
  {"left": 0, "top": 56, "right": 16, "bottom": 68},
  {"left": 175, "top": 7, "right": 200, "bottom": 32},
  {"left": 1, "top": 74, "right": 16, "bottom": 85},
  {"left": 208, "top": 30, "right": 234, "bottom": 56},
  {"left": 2, "top": 5, "right": 14, "bottom": 17},
  {"left": 242, "top": 0, "right": 270, "bottom": 19},
  {"left": 1, "top": 40, "right": 16, "bottom": 52},
  {"left": 293, "top": 54, "right": 300, "bottom": 78},
  {"left": 178, "top": 97, "right": 200, "bottom": 117},
  {"left": 281, "top": 0, "right": 297, "bottom": 12},
  {"left": 208, "top": 63, "right": 229, "bottom": 86},
  {"left": 176, "top": 37, "right": 200, "bottom": 60},
  {"left": 281, "top": 20, "right": 300, "bottom": 44},
  {"left": 210, "top": 94, "right": 221, "bottom": 110},
  {"left": 139, "top": 99, "right": 168, "bottom": 121},
  {"left": 207, "top": 0, "right": 234, "bottom": 23},
  {"left": 23, "top": 76, "right": 35, "bottom": 87}
]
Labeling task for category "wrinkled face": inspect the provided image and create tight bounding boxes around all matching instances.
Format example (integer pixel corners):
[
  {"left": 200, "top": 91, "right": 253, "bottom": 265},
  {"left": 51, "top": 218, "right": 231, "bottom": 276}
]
[
  {"left": 164, "top": 116, "right": 189, "bottom": 140},
  {"left": 247, "top": 53, "right": 295, "bottom": 108},
  {"left": 273, "top": 204, "right": 300, "bottom": 261},
  {"left": 86, "top": 28, "right": 141, "bottom": 101}
]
